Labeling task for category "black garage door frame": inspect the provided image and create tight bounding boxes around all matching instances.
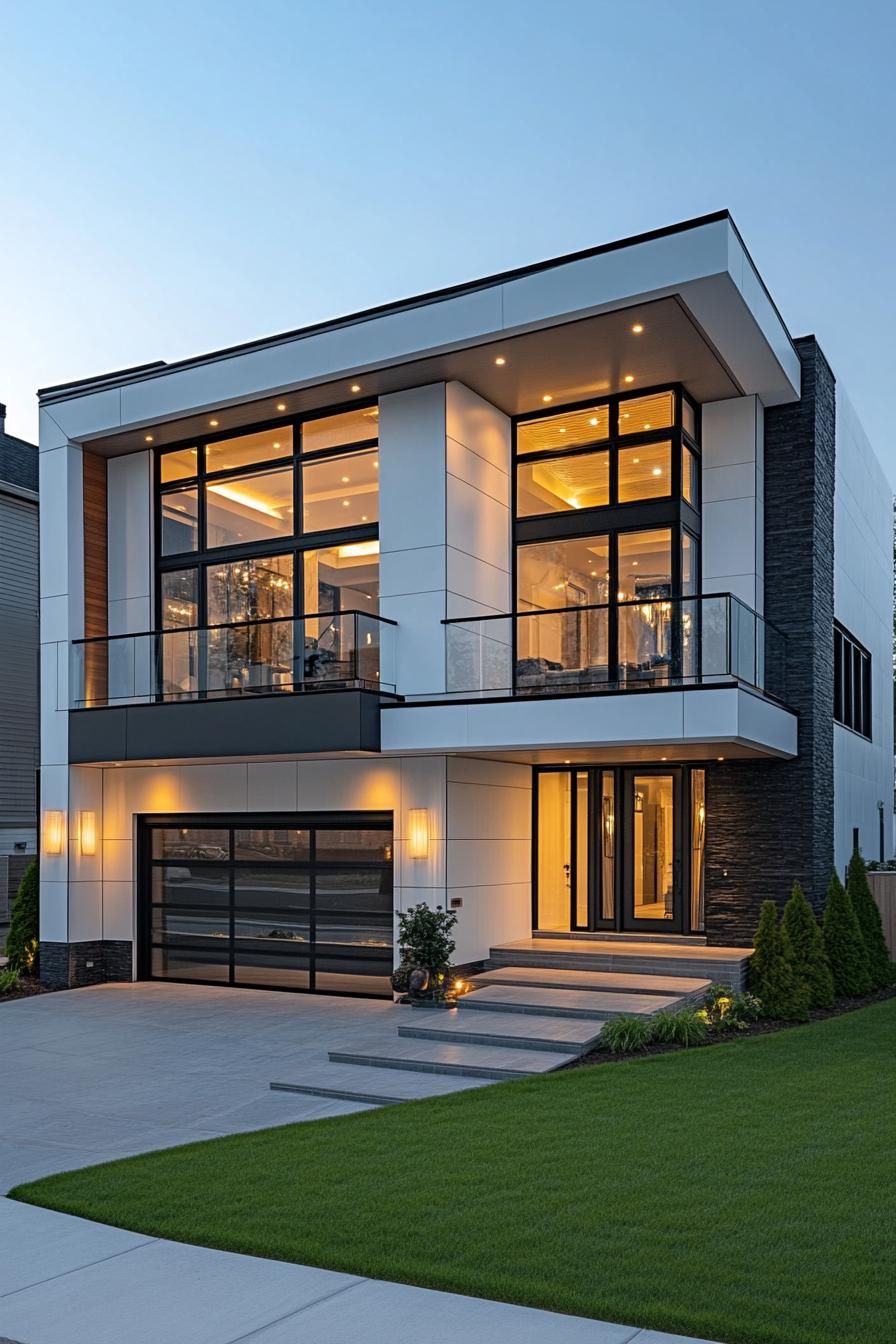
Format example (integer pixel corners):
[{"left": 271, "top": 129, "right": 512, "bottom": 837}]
[{"left": 137, "top": 811, "right": 394, "bottom": 999}]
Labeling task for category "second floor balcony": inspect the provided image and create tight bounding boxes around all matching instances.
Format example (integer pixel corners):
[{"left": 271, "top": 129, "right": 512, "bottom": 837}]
[
  {"left": 67, "top": 610, "right": 396, "bottom": 764},
  {"left": 443, "top": 593, "right": 787, "bottom": 702}
]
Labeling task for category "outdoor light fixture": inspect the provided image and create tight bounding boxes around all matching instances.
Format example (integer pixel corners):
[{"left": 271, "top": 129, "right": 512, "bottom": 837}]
[
  {"left": 79, "top": 811, "right": 97, "bottom": 857},
  {"left": 276, "top": 402, "right": 287, "bottom": 411},
  {"left": 351, "top": 383, "right": 361, "bottom": 392},
  {"left": 408, "top": 809, "right": 430, "bottom": 860},
  {"left": 44, "top": 810, "right": 65, "bottom": 855}
]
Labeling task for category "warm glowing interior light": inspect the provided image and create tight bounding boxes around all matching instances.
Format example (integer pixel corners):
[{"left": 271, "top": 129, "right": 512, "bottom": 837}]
[
  {"left": 342, "top": 499, "right": 350, "bottom": 507},
  {"left": 542, "top": 394, "right": 553, "bottom": 403},
  {"left": 207, "top": 482, "right": 283, "bottom": 519},
  {"left": 44, "top": 810, "right": 64, "bottom": 855},
  {"left": 79, "top": 811, "right": 97, "bottom": 857},
  {"left": 351, "top": 383, "right": 361, "bottom": 392},
  {"left": 589, "top": 417, "right": 598, "bottom": 426},
  {"left": 717, "top": 756, "right": 725, "bottom": 761},
  {"left": 337, "top": 540, "right": 380, "bottom": 559},
  {"left": 408, "top": 808, "right": 430, "bottom": 860},
  {"left": 495, "top": 357, "right": 506, "bottom": 366},
  {"left": 632, "top": 323, "right": 644, "bottom": 334},
  {"left": 624, "top": 375, "right": 634, "bottom": 384},
  {"left": 652, "top": 467, "right": 663, "bottom": 476},
  {"left": 341, "top": 475, "right": 350, "bottom": 483},
  {"left": 144, "top": 434, "right": 154, "bottom": 443},
  {"left": 276, "top": 402, "right": 287, "bottom": 411},
  {"left": 209, "top": 419, "right": 219, "bottom": 427}
]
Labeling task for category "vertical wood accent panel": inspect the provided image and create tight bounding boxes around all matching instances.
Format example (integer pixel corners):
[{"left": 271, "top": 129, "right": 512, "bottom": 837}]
[{"left": 82, "top": 452, "right": 108, "bottom": 703}]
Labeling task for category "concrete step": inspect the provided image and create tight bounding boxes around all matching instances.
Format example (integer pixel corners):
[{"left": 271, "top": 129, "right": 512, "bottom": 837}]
[
  {"left": 270, "top": 1065, "right": 494, "bottom": 1107},
  {"left": 458, "top": 983, "right": 684, "bottom": 1020},
  {"left": 469, "top": 965, "right": 712, "bottom": 1001},
  {"left": 398, "top": 1008, "right": 604, "bottom": 1054},
  {"left": 488, "top": 938, "right": 750, "bottom": 989},
  {"left": 329, "top": 1037, "right": 575, "bottom": 1080},
  {"left": 535, "top": 929, "right": 708, "bottom": 946}
]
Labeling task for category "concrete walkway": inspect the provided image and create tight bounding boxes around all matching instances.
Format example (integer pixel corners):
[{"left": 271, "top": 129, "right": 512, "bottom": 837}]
[{"left": 0, "top": 984, "right": 719, "bottom": 1344}]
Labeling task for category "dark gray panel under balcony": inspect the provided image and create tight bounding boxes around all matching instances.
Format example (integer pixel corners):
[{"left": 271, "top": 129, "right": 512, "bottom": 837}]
[{"left": 67, "top": 610, "right": 394, "bottom": 763}]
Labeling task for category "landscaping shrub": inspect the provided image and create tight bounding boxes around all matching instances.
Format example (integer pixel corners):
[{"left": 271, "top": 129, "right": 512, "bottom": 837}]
[
  {"left": 0, "top": 966, "right": 21, "bottom": 994},
  {"left": 823, "top": 871, "right": 872, "bottom": 997},
  {"left": 846, "top": 851, "right": 893, "bottom": 989},
  {"left": 395, "top": 903, "right": 458, "bottom": 998},
  {"left": 749, "top": 900, "right": 810, "bottom": 1021},
  {"left": 782, "top": 881, "right": 835, "bottom": 1009},
  {"left": 4, "top": 861, "right": 38, "bottom": 974},
  {"left": 650, "top": 1008, "right": 709, "bottom": 1047},
  {"left": 701, "top": 982, "right": 762, "bottom": 1031},
  {"left": 600, "top": 1015, "right": 651, "bottom": 1054}
]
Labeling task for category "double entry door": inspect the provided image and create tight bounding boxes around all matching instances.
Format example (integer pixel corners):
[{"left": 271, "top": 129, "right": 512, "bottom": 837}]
[{"left": 535, "top": 766, "right": 705, "bottom": 935}]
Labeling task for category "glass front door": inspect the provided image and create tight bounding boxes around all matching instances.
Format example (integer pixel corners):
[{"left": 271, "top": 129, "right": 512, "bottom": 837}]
[
  {"left": 623, "top": 771, "right": 681, "bottom": 931},
  {"left": 534, "top": 766, "right": 694, "bottom": 934}
]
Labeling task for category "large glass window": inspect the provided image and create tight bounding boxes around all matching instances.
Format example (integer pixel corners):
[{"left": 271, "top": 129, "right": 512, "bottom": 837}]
[
  {"left": 301, "top": 406, "right": 379, "bottom": 453},
  {"left": 618, "top": 441, "right": 671, "bottom": 503},
  {"left": 302, "top": 449, "right": 378, "bottom": 533},
  {"left": 206, "top": 467, "right": 294, "bottom": 549},
  {"left": 161, "top": 488, "right": 198, "bottom": 555},
  {"left": 207, "top": 555, "right": 293, "bottom": 626},
  {"left": 517, "top": 403, "right": 609, "bottom": 456},
  {"left": 517, "top": 450, "right": 609, "bottom": 516},
  {"left": 517, "top": 535, "right": 610, "bottom": 612},
  {"left": 834, "top": 622, "right": 872, "bottom": 738},
  {"left": 618, "top": 391, "right": 675, "bottom": 435},
  {"left": 205, "top": 427, "right": 293, "bottom": 474}
]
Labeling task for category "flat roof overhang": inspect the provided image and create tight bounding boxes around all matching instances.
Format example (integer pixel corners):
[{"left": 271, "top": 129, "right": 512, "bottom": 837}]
[
  {"left": 39, "top": 212, "right": 801, "bottom": 454},
  {"left": 379, "top": 685, "right": 799, "bottom": 764}
]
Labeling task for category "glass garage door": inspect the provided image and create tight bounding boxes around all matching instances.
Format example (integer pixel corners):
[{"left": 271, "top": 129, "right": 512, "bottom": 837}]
[{"left": 140, "top": 815, "right": 393, "bottom": 998}]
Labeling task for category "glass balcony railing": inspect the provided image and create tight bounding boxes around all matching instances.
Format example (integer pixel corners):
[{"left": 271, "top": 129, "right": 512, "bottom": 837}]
[
  {"left": 444, "top": 593, "right": 787, "bottom": 701},
  {"left": 70, "top": 610, "right": 397, "bottom": 709}
]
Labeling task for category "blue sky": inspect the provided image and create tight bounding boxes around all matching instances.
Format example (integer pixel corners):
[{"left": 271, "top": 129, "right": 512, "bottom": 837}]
[{"left": 2, "top": 0, "right": 895, "bottom": 480}]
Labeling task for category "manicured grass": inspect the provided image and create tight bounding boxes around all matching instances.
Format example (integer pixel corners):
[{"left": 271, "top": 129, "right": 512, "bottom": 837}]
[{"left": 13, "top": 1001, "right": 896, "bottom": 1344}]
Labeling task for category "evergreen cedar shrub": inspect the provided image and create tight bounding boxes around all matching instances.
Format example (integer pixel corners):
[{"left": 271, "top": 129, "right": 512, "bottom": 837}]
[
  {"left": 782, "top": 882, "right": 835, "bottom": 1009},
  {"left": 823, "top": 871, "right": 872, "bottom": 997},
  {"left": 749, "top": 900, "right": 810, "bottom": 1022},
  {"left": 4, "top": 861, "right": 38, "bottom": 974},
  {"left": 846, "top": 851, "right": 893, "bottom": 989}
]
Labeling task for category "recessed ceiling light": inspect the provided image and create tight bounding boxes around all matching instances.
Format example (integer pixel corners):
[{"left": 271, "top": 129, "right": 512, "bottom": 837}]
[
  {"left": 495, "top": 357, "right": 506, "bottom": 366},
  {"left": 717, "top": 756, "right": 725, "bottom": 761},
  {"left": 632, "top": 561, "right": 639, "bottom": 567},
  {"left": 209, "top": 419, "right": 219, "bottom": 427},
  {"left": 632, "top": 323, "right": 644, "bottom": 334},
  {"left": 564, "top": 759, "right": 571, "bottom": 765},
  {"left": 342, "top": 499, "right": 350, "bottom": 507},
  {"left": 590, "top": 570, "right": 597, "bottom": 577},
  {"left": 589, "top": 417, "right": 598, "bottom": 426},
  {"left": 644, "top": 423, "right": 651, "bottom": 429},
  {"left": 273, "top": 441, "right": 280, "bottom": 449},
  {"left": 144, "top": 434, "right": 154, "bottom": 443},
  {"left": 542, "top": 394, "right": 553, "bottom": 403},
  {"left": 652, "top": 467, "right": 662, "bottom": 476},
  {"left": 660, "top": 755, "right": 667, "bottom": 761},
  {"left": 342, "top": 475, "right": 350, "bottom": 483},
  {"left": 624, "top": 375, "right": 634, "bottom": 384},
  {"left": 558, "top": 427, "right": 566, "bottom": 434},
  {"left": 373, "top": 459, "right": 379, "bottom": 468},
  {"left": 276, "top": 402, "right": 287, "bottom": 411},
  {"left": 351, "top": 383, "right": 361, "bottom": 392},
  {"left": 361, "top": 514, "right": 368, "bottom": 521},
  {"left": 633, "top": 457, "right": 640, "bottom": 464}
]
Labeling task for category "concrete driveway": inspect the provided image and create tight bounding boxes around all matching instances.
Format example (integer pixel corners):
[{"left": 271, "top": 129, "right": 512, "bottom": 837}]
[
  {"left": 0, "top": 981, "right": 391, "bottom": 1191},
  {"left": 0, "top": 983, "right": 716, "bottom": 1344}
]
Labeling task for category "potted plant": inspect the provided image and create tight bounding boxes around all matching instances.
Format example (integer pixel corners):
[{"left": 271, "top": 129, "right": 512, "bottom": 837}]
[{"left": 393, "top": 902, "right": 458, "bottom": 1005}]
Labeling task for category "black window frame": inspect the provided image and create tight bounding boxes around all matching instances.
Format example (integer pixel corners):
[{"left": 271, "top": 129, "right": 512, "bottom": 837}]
[
  {"left": 154, "top": 401, "right": 380, "bottom": 633},
  {"left": 834, "top": 621, "right": 872, "bottom": 739}
]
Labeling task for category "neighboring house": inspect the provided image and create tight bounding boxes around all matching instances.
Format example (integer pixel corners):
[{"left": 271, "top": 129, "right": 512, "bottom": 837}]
[
  {"left": 0, "top": 403, "right": 38, "bottom": 930},
  {"left": 35, "top": 211, "right": 893, "bottom": 997}
]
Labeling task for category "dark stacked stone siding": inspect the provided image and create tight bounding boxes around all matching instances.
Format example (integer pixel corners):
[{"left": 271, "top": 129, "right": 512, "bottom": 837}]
[
  {"left": 704, "top": 337, "right": 836, "bottom": 943},
  {"left": 39, "top": 940, "right": 134, "bottom": 989}
]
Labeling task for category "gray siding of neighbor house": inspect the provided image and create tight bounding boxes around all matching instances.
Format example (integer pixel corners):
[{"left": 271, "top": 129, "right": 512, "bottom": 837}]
[
  {"left": 704, "top": 337, "right": 836, "bottom": 944},
  {"left": 0, "top": 487, "right": 39, "bottom": 830}
]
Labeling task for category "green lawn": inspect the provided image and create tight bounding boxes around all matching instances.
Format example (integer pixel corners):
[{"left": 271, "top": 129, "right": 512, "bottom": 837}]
[{"left": 13, "top": 1001, "right": 896, "bottom": 1344}]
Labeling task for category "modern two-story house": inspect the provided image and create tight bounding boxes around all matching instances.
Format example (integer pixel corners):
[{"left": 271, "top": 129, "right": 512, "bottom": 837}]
[{"left": 37, "top": 212, "right": 892, "bottom": 1001}]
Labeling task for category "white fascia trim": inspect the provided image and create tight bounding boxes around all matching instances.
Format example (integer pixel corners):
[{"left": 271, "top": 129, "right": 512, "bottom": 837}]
[{"left": 41, "top": 218, "right": 800, "bottom": 447}]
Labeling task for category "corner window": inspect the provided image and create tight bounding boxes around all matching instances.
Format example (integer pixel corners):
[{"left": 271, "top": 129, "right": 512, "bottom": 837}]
[{"left": 834, "top": 622, "right": 871, "bottom": 739}]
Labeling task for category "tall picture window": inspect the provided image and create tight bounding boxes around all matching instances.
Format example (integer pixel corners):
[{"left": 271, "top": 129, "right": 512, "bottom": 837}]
[{"left": 833, "top": 622, "right": 872, "bottom": 739}]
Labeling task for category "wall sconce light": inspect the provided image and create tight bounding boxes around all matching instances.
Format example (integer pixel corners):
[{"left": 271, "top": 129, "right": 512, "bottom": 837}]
[
  {"left": 44, "top": 810, "right": 65, "bottom": 855},
  {"left": 79, "top": 810, "right": 97, "bottom": 857},
  {"left": 408, "top": 809, "right": 430, "bottom": 860}
]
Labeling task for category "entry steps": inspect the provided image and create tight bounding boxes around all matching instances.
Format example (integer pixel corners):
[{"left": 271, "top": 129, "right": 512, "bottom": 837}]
[{"left": 271, "top": 937, "right": 750, "bottom": 1100}]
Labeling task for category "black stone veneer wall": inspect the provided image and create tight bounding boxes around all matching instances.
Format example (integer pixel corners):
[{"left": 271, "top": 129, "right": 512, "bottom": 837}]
[
  {"left": 704, "top": 337, "right": 836, "bottom": 943},
  {"left": 40, "top": 940, "right": 133, "bottom": 989}
]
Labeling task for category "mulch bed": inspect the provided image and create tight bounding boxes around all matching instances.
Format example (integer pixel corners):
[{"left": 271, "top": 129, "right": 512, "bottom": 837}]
[
  {"left": 567, "top": 985, "right": 896, "bottom": 1069},
  {"left": 0, "top": 975, "right": 55, "bottom": 1004}
]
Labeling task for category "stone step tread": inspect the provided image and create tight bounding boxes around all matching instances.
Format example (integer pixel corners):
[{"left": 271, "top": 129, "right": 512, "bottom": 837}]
[
  {"left": 470, "top": 966, "right": 712, "bottom": 996},
  {"left": 459, "top": 983, "right": 685, "bottom": 1018},
  {"left": 398, "top": 1009, "right": 603, "bottom": 1051},
  {"left": 492, "top": 937, "right": 752, "bottom": 961},
  {"left": 270, "top": 1065, "right": 494, "bottom": 1106},
  {"left": 330, "top": 1038, "right": 574, "bottom": 1078}
]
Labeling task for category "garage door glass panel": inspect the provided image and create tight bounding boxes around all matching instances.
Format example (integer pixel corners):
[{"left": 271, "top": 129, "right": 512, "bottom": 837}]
[
  {"left": 152, "top": 829, "right": 230, "bottom": 860},
  {"left": 315, "top": 830, "right": 392, "bottom": 863},
  {"left": 152, "top": 864, "right": 231, "bottom": 907},
  {"left": 151, "top": 907, "right": 230, "bottom": 941},
  {"left": 152, "top": 945, "right": 230, "bottom": 982},
  {"left": 233, "top": 829, "right": 310, "bottom": 861},
  {"left": 233, "top": 959, "right": 311, "bottom": 990},
  {"left": 233, "top": 867, "right": 311, "bottom": 912}
]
